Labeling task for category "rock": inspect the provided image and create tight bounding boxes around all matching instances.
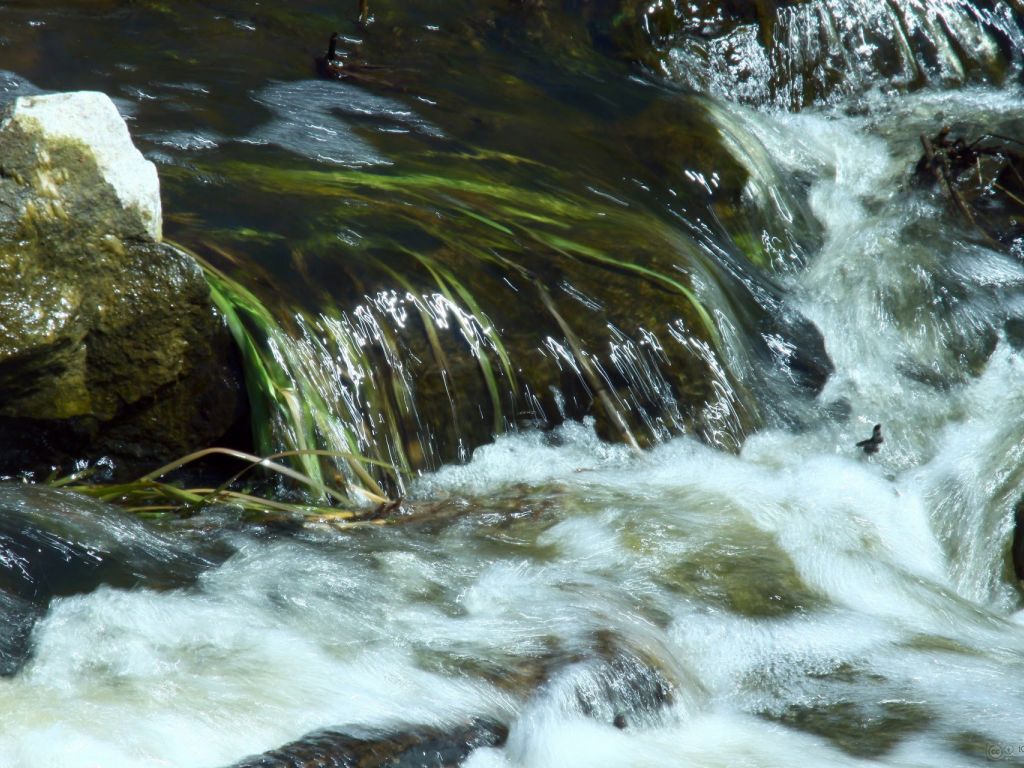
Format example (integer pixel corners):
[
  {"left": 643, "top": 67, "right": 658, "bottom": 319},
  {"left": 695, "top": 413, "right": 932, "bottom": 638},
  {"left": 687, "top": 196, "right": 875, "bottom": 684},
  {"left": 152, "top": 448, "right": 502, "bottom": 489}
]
[
  {"left": 0, "top": 91, "right": 161, "bottom": 241},
  {"left": 1013, "top": 497, "right": 1024, "bottom": 584},
  {"left": 0, "top": 483, "right": 220, "bottom": 675},
  {"left": 227, "top": 718, "right": 508, "bottom": 768},
  {"left": 0, "top": 91, "right": 245, "bottom": 474},
  {"left": 0, "top": 589, "right": 41, "bottom": 677},
  {"left": 0, "top": 483, "right": 214, "bottom": 602},
  {"left": 609, "top": 0, "right": 1024, "bottom": 109}
]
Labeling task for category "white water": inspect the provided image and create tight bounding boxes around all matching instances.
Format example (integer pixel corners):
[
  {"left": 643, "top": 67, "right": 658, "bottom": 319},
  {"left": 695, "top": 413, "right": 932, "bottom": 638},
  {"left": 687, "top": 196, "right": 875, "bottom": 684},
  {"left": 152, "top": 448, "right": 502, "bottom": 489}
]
[{"left": 3, "top": 81, "right": 1024, "bottom": 768}]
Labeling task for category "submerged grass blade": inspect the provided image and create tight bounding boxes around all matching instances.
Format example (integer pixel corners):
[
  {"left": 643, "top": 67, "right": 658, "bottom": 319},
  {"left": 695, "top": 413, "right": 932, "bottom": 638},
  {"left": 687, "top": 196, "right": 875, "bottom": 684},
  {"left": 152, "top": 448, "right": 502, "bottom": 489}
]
[
  {"left": 536, "top": 281, "right": 642, "bottom": 453},
  {"left": 414, "top": 253, "right": 506, "bottom": 435},
  {"left": 168, "top": 240, "right": 404, "bottom": 501},
  {"left": 139, "top": 446, "right": 351, "bottom": 506}
]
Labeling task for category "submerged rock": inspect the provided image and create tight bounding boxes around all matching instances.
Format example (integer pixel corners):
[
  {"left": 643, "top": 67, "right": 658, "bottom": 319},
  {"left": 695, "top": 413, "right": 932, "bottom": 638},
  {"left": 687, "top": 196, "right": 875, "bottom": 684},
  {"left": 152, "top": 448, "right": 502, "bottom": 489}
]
[
  {"left": 1013, "top": 496, "right": 1024, "bottom": 585},
  {"left": 0, "top": 588, "right": 41, "bottom": 677},
  {"left": 228, "top": 718, "right": 508, "bottom": 768},
  {"left": 0, "top": 91, "right": 244, "bottom": 474},
  {"left": 0, "top": 483, "right": 218, "bottom": 675}
]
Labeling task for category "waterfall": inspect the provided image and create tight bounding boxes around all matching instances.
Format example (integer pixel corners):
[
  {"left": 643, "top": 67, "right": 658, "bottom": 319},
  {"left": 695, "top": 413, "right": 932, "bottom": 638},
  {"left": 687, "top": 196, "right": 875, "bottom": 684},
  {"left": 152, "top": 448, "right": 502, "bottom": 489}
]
[{"left": 664, "top": 0, "right": 1024, "bottom": 108}]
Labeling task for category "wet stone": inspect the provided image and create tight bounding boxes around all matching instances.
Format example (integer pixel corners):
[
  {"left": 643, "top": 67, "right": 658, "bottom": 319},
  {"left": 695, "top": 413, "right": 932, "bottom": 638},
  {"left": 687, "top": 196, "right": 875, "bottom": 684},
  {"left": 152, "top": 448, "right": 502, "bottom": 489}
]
[
  {"left": 227, "top": 719, "right": 508, "bottom": 768},
  {"left": 762, "top": 698, "right": 935, "bottom": 759},
  {"left": 0, "top": 90, "right": 244, "bottom": 475},
  {"left": 0, "top": 589, "right": 41, "bottom": 677},
  {"left": 569, "top": 647, "right": 677, "bottom": 730},
  {"left": 658, "top": 526, "right": 823, "bottom": 618},
  {"left": 0, "top": 483, "right": 218, "bottom": 675},
  {"left": 1012, "top": 495, "right": 1024, "bottom": 585}
]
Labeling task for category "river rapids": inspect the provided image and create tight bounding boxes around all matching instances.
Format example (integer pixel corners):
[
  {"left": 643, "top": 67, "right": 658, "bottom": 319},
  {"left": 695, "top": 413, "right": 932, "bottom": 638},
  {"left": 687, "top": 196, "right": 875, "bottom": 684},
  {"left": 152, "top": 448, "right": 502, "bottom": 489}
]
[{"left": 2, "top": 1, "right": 1024, "bottom": 766}]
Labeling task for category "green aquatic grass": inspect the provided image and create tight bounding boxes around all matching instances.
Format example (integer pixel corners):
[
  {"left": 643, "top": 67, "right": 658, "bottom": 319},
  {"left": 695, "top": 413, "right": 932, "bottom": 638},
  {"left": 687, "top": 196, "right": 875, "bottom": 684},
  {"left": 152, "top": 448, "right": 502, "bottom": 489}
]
[
  {"left": 171, "top": 233, "right": 525, "bottom": 501},
  {"left": 55, "top": 447, "right": 396, "bottom": 522},
  {"left": 535, "top": 279, "right": 642, "bottom": 452},
  {"left": 411, "top": 251, "right": 514, "bottom": 436},
  {"left": 175, "top": 242, "right": 404, "bottom": 500},
  {"left": 175, "top": 149, "right": 740, "bottom": 482},
  {"left": 219, "top": 159, "right": 723, "bottom": 345}
]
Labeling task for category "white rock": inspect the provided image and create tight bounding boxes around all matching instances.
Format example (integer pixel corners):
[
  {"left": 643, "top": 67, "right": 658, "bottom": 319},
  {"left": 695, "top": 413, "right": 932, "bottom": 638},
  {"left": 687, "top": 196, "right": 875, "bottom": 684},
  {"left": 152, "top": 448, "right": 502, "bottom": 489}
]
[{"left": 0, "top": 91, "right": 162, "bottom": 241}]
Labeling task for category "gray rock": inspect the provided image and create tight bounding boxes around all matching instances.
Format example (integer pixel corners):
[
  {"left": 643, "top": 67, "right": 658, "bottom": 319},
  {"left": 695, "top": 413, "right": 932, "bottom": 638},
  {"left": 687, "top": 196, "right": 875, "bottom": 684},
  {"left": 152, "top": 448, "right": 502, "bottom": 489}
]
[
  {"left": 0, "top": 91, "right": 243, "bottom": 474},
  {"left": 0, "top": 91, "right": 161, "bottom": 241},
  {"left": 227, "top": 719, "right": 509, "bottom": 768}
]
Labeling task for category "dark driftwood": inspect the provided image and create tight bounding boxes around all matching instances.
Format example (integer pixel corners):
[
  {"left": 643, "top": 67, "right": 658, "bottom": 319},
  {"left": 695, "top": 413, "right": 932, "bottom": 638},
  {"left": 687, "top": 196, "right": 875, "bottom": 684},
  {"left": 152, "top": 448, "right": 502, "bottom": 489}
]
[
  {"left": 919, "top": 132, "right": 979, "bottom": 229},
  {"left": 916, "top": 128, "right": 1024, "bottom": 248}
]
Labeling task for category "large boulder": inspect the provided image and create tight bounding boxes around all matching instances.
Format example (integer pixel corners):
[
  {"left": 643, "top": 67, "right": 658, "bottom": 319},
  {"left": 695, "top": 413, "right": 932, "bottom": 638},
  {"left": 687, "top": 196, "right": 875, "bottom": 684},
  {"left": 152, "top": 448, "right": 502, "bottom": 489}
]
[{"left": 0, "top": 91, "right": 244, "bottom": 474}]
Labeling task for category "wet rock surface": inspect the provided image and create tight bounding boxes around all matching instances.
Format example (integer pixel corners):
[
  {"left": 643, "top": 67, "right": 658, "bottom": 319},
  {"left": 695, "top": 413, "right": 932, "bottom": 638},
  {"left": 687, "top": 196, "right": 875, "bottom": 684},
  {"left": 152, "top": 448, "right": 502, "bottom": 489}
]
[
  {"left": 0, "top": 91, "right": 244, "bottom": 475},
  {"left": 228, "top": 718, "right": 508, "bottom": 768},
  {"left": 0, "top": 588, "right": 41, "bottom": 677},
  {"left": 1013, "top": 496, "right": 1024, "bottom": 585},
  {"left": 0, "top": 483, "right": 219, "bottom": 675},
  {"left": 627, "top": 0, "right": 1024, "bottom": 108}
]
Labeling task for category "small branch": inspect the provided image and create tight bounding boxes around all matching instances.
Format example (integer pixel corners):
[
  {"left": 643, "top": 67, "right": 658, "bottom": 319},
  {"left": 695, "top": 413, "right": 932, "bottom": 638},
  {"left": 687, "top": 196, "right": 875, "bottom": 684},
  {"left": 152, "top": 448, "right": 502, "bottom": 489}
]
[{"left": 920, "top": 133, "right": 979, "bottom": 228}]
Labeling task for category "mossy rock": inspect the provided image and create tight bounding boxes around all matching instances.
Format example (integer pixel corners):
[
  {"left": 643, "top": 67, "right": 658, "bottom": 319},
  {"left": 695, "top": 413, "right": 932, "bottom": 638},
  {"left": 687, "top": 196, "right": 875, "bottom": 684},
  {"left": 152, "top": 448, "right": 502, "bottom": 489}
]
[
  {"left": 658, "top": 524, "right": 823, "bottom": 617},
  {"left": 763, "top": 698, "right": 935, "bottom": 758},
  {"left": 0, "top": 92, "right": 244, "bottom": 475}
]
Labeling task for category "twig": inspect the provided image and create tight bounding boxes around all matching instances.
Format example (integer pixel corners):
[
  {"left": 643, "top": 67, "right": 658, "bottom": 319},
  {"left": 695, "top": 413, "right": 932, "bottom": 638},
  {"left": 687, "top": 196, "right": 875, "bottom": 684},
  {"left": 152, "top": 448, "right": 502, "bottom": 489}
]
[{"left": 920, "top": 133, "right": 978, "bottom": 228}]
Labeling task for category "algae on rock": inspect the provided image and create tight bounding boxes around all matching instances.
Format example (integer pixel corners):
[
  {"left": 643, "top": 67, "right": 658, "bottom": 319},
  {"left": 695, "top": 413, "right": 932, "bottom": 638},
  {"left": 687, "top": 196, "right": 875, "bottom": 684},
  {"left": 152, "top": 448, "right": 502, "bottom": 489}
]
[{"left": 0, "top": 91, "right": 243, "bottom": 474}]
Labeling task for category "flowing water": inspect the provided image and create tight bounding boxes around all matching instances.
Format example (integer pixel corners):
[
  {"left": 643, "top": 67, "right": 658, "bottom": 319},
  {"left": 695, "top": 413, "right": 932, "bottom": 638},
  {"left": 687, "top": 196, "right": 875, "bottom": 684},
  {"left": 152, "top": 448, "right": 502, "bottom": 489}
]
[{"left": 2, "top": 1, "right": 1024, "bottom": 766}]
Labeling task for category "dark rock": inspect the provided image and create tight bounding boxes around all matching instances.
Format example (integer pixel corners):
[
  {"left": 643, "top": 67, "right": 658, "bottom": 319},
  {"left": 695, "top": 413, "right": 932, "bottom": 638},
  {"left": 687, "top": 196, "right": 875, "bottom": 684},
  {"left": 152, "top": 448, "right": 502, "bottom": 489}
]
[
  {"left": 1013, "top": 496, "right": 1024, "bottom": 584},
  {"left": 228, "top": 718, "right": 508, "bottom": 768},
  {"left": 0, "top": 589, "right": 41, "bottom": 677},
  {"left": 569, "top": 646, "right": 677, "bottom": 729},
  {"left": 0, "top": 483, "right": 219, "bottom": 675}
]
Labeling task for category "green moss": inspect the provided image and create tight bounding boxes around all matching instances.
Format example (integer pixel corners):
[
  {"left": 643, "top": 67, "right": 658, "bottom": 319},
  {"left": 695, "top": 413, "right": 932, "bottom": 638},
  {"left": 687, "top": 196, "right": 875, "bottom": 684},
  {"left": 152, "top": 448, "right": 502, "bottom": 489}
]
[
  {"left": 765, "top": 698, "right": 936, "bottom": 758},
  {"left": 658, "top": 526, "right": 823, "bottom": 617}
]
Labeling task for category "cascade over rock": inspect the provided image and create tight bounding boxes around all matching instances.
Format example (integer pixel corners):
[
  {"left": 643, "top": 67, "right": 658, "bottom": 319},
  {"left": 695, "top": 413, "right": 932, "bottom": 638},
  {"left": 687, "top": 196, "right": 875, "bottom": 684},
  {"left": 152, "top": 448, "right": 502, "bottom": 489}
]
[
  {"left": 611, "top": 0, "right": 1024, "bottom": 108},
  {"left": 0, "top": 91, "right": 243, "bottom": 474}
]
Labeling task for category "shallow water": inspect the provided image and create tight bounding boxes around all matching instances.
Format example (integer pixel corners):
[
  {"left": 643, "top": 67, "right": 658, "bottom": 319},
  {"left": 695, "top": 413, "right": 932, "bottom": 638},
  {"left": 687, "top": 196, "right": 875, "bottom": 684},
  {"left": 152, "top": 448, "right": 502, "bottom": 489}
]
[{"left": 3, "top": 1, "right": 1024, "bottom": 767}]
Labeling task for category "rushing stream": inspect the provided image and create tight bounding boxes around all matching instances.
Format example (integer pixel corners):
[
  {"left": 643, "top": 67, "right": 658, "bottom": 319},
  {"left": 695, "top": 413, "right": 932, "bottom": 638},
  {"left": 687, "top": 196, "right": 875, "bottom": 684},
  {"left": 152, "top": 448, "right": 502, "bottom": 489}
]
[{"left": 3, "top": 1, "right": 1024, "bottom": 766}]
